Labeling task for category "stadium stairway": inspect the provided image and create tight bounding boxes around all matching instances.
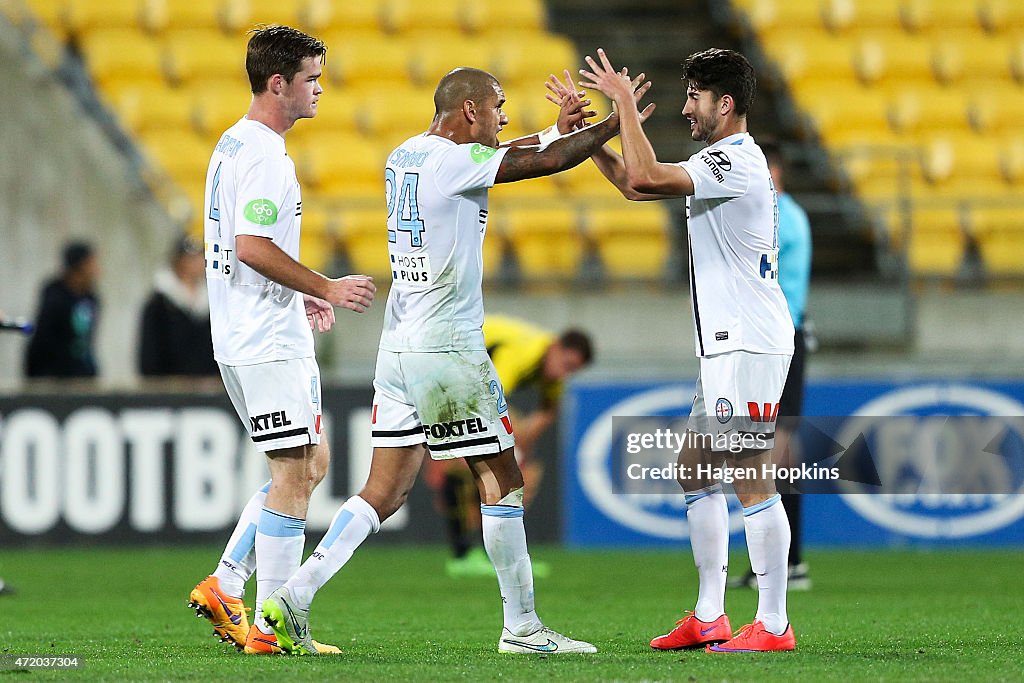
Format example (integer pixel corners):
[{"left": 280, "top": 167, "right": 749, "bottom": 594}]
[{"left": 546, "top": 0, "right": 880, "bottom": 278}]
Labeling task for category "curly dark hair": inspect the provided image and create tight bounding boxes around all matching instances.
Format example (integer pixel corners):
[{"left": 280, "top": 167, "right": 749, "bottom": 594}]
[
  {"left": 246, "top": 25, "right": 326, "bottom": 94},
  {"left": 681, "top": 48, "right": 756, "bottom": 116}
]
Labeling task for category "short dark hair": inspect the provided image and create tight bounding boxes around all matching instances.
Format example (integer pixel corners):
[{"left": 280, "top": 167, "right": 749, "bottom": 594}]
[
  {"left": 681, "top": 48, "right": 756, "bottom": 117},
  {"left": 246, "top": 25, "right": 326, "bottom": 94},
  {"left": 62, "top": 241, "right": 94, "bottom": 272},
  {"left": 433, "top": 67, "right": 500, "bottom": 117},
  {"left": 558, "top": 329, "right": 594, "bottom": 365}
]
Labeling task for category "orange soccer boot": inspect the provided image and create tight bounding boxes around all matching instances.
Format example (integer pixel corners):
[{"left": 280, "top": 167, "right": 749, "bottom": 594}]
[
  {"left": 650, "top": 612, "right": 732, "bottom": 650},
  {"left": 706, "top": 620, "right": 796, "bottom": 653},
  {"left": 187, "top": 576, "right": 250, "bottom": 651}
]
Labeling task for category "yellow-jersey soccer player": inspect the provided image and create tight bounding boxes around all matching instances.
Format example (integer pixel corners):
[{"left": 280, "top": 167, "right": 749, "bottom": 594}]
[{"left": 424, "top": 315, "right": 593, "bottom": 578}]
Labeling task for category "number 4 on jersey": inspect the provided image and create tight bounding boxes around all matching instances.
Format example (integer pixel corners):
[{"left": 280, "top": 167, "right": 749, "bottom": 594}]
[{"left": 387, "top": 171, "right": 426, "bottom": 248}]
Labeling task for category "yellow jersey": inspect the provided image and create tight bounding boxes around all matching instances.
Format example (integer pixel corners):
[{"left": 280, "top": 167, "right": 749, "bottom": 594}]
[{"left": 484, "top": 315, "right": 561, "bottom": 408}]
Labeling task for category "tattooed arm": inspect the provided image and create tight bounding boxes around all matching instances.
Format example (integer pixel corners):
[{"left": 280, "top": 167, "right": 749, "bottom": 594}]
[{"left": 494, "top": 112, "right": 619, "bottom": 183}]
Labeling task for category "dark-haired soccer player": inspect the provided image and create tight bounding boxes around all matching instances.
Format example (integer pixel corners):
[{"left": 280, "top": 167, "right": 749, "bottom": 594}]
[
  {"left": 188, "top": 25, "right": 375, "bottom": 656},
  {"left": 575, "top": 48, "right": 796, "bottom": 653}
]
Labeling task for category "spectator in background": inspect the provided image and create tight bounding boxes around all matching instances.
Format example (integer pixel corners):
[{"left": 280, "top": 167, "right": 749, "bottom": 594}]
[
  {"left": 139, "top": 234, "right": 217, "bottom": 377},
  {"left": 729, "top": 140, "right": 814, "bottom": 591},
  {"left": 25, "top": 241, "right": 99, "bottom": 378}
]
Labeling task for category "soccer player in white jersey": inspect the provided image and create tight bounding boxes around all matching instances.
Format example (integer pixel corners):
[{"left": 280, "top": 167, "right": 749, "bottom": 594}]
[
  {"left": 187, "top": 25, "right": 375, "bottom": 655},
  {"left": 260, "top": 67, "right": 652, "bottom": 656},
  {"left": 575, "top": 48, "right": 797, "bottom": 652}
]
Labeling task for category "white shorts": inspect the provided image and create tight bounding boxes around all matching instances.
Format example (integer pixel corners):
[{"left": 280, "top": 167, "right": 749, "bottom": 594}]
[
  {"left": 371, "top": 349, "right": 516, "bottom": 460},
  {"left": 689, "top": 350, "right": 792, "bottom": 452},
  {"left": 219, "top": 357, "right": 323, "bottom": 453}
]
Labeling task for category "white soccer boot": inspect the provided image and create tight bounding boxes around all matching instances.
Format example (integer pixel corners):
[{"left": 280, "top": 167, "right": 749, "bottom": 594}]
[{"left": 498, "top": 626, "right": 597, "bottom": 654}]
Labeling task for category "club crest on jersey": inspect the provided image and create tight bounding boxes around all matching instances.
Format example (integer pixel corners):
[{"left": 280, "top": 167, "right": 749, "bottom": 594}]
[{"left": 715, "top": 398, "right": 733, "bottom": 423}]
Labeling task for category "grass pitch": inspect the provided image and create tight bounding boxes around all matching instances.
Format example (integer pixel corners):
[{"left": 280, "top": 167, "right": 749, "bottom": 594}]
[{"left": 1, "top": 545, "right": 1021, "bottom": 681}]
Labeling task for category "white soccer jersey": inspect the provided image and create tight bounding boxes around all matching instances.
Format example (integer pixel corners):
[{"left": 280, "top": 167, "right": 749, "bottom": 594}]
[
  {"left": 679, "top": 132, "right": 794, "bottom": 357},
  {"left": 204, "top": 117, "right": 314, "bottom": 365},
  {"left": 379, "top": 134, "right": 510, "bottom": 352}
]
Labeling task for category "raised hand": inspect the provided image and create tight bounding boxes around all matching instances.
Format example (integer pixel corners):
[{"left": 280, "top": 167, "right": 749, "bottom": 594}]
[
  {"left": 323, "top": 275, "right": 376, "bottom": 313},
  {"left": 579, "top": 49, "right": 656, "bottom": 125},
  {"left": 545, "top": 69, "right": 596, "bottom": 133}
]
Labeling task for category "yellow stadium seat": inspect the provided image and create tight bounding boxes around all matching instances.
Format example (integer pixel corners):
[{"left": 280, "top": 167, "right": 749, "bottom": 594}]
[
  {"left": 969, "top": 86, "right": 1024, "bottom": 133},
  {"left": 336, "top": 207, "right": 391, "bottom": 278},
  {"left": 314, "top": 0, "right": 385, "bottom": 33},
  {"left": 856, "top": 32, "right": 937, "bottom": 87},
  {"left": 557, "top": 161, "right": 616, "bottom": 194},
  {"left": 477, "top": 0, "right": 545, "bottom": 33},
  {"left": 22, "top": 0, "right": 67, "bottom": 37},
  {"left": 918, "top": 134, "right": 1005, "bottom": 192},
  {"left": 889, "top": 85, "right": 972, "bottom": 137},
  {"left": 108, "top": 82, "right": 196, "bottom": 134},
  {"left": 164, "top": 30, "right": 244, "bottom": 86},
  {"left": 355, "top": 85, "right": 436, "bottom": 137},
  {"left": 64, "top": 0, "right": 143, "bottom": 34},
  {"left": 139, "top": 129, "right": 212, "bottom": 187},
  {"left": 900, "top": 0, "right": 983, "bottom": 33},
  {"left": 1002, "top": 138, "right": 1024, "bottom": 185},
  {"left": 1011, "top": 37, "right": 1024, "bottom": 84},
  {"left": 293, "top": 135, "right": 384, "bottom": 196},
  {"left": 489, "top": 178, "right": 561, "bottom": 211},
  {"left": 384, "top": 0, "right": 479, "bottom": 35},
  {"left": 407, "top": 33, "right": 498, "bottom": 87},
  {"left": 796, "top": 82, "right": 892, "bottom": 145},
  {"left": 223, "top": 0, "right": 307, "bottom": 33},
  {"left": 971, "top": 206, "right": 1024, "bottom": 275},
  {"left": 761, "top": 31, "right": 858, "bottom": 87},
  {"left": 481, "top": 227, "right": 506, "bottom": 278},
  {"left": 192, "top": 83, "right": 253, "bottom": 136},
  {"left": 933, "top": 33, "right": 1014, "bottom": 85},
  {"left": 78, "top": 29, "right": 165, "bottom": 88},
  {"left": 494, "top": 33, "right": 577, "bottom": 88},
  {"left": 323, "top": 33, "right": 413, "bottom": 87},
  {"left": 978, "top": 0, "right": 1024, "bottom": 33},
  {"left": 298, "top": 205, "right": 339, "bottom": 274},
  {"left": 732, "top": 0, "right": 825, "bottom": 32},
  {"left": 587, "top": 205, "right": 670, "bottom": 279},
  {"left": 145, "top": 0, "right": 228, "bottom": 33},
  {"left": 502, "top": 206, "right": 583, "bottom": 279},
  {"left": 822, "top": 0, "right": 905, "bottom": 33},
  {"left": 904, "top": 206, "right": 965, "bottom": 276}
]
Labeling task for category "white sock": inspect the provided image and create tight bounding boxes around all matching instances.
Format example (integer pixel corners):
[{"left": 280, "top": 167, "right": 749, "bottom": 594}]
[
  {"left": 481, "top": 501, "right": 542, "bottom": 636},
  {"left": 685, "top": 485, "right": 729, "bottom": 622},
  {"left": 212, "top": 480, "right": 270, "bottom": 598},
  {"left": 743, "top": 494, "right": 790, "bottom": 635},
  {"left": 284, "top": 496, "right": 380, "bottom": 611},
  {"left": 254, "top": 506, "right": 306, "bottom": 633}
]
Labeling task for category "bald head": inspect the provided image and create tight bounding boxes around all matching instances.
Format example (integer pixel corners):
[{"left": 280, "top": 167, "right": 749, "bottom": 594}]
[{"left": 433, "top": 67, "right": 501, "bottom": 116}]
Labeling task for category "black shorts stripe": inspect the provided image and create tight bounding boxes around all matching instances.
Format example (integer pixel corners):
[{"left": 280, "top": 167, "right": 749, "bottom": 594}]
[
  {"left": 738, "top": 431, "right": 776, "bottom": 440},
  {"left": 428, "top": 436, "right": 500, "bottom": 452},
  {"left": 372, "top": 427, "right": 424, "bottom": 438},
  {"left": 252, "top": 427, "right": 310, "bottom": 443}
]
